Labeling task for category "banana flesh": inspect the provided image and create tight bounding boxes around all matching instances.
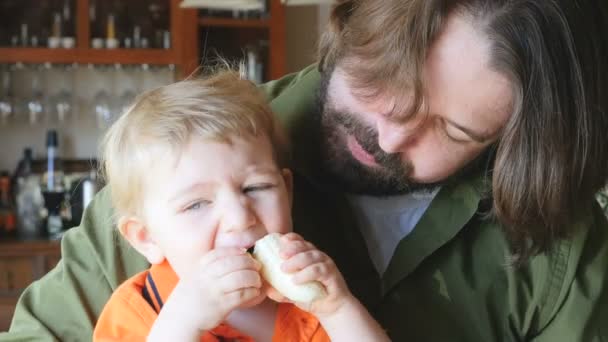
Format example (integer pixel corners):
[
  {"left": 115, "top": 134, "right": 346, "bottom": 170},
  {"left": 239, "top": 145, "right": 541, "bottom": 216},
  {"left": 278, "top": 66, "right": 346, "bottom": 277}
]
[{"left": 253, "top": 233, "right": 327, "bottom": 304}]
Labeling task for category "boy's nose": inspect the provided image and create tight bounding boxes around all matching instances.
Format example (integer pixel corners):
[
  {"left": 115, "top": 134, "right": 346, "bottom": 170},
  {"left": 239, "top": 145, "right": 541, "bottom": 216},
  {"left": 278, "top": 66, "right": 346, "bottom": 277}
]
[{"left": 220, "top": 195, "right": 257, "bottom": 232}]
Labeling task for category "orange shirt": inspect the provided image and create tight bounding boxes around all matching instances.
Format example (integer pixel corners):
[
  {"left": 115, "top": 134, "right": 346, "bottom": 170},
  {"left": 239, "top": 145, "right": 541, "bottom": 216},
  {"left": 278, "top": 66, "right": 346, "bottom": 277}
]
[{"left": 93, "top": 261, "right": 330, "bottom": 341}]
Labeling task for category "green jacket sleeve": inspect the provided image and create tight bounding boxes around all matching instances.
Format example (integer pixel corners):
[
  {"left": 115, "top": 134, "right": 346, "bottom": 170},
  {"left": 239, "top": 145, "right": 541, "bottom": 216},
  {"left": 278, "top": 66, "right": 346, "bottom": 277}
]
[
  {"left": 0, "top": 188, "right": 148, "bottom": 341},
  {"left": 0, "top": 67, "right": 314, "bottom": 341}
]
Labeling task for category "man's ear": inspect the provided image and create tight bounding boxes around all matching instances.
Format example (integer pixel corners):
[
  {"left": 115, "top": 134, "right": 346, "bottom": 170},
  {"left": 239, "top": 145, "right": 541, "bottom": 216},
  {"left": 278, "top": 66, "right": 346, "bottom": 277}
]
[
  {"left": 281, "top": 169, "right": 294, "bottom": 208},
  {"left": 118, "top": 216, "right": 165, "bottom": 265}
]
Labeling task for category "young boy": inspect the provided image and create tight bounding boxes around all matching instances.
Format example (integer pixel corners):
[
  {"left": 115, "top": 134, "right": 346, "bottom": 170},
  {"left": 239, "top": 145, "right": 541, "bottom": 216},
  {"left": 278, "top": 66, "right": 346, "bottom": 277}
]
[{"left": 94, "top": 70, "right": 389, "bottom": 341}]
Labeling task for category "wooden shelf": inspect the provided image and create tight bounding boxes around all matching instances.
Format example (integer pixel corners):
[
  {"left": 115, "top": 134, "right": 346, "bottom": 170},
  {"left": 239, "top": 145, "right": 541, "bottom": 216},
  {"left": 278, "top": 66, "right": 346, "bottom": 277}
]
[
  {"left": 0, "top": 0, "right": 200, "bottom": 78},
  {"left": 0, "top": 48, "right": 179, "bottom": 65},
  {"left": 199, "top": 17, "right": 270, "bottom": 29},
  {"left": 0, "top": 0, "right": 286, "bottom": 82},
  {"left": 0, "top": 239, "right": 61, "bottom": 255}
]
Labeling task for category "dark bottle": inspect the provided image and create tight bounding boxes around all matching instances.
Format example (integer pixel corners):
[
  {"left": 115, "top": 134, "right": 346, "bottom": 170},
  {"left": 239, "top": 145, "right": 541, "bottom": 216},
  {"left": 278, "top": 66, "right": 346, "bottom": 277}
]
[
  {"left": 61, "top": 0, "right": 75, "bottom": 48},
  {"left": 12, "top": 148, "right": 33, "bottom": 185},
  {"left": 0, "top": 171, "right": 17, "bottom": 239}
]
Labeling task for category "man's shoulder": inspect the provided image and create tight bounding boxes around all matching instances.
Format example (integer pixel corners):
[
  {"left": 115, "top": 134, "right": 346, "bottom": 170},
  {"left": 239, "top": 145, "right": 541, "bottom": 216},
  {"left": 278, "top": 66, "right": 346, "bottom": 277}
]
[
  {"left": 524, "top": 203, "right": 608, "bottom": 329},
  {"left": 468, "top": 199, "right": 608, "bottom": 338},
  {"left": 262, "top": 64, "right": 321, "bottom": 128},
  {"left": 260, "top": 64, "right": 320, "bottom": 102}
]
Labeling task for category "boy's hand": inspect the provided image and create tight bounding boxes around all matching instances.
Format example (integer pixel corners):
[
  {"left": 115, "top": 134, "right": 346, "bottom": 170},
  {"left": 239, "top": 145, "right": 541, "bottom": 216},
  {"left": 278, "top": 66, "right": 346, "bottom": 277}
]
[
  {"left": 269, "top": 233, "right": 353, "bottom": 318},
  {"left": 159, "top": 247, "right": 265, "bottom": 333}
]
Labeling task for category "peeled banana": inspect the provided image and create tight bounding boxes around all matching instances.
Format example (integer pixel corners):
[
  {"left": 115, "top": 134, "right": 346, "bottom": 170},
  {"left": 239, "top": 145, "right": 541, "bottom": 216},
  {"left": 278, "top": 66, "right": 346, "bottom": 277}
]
[{"left": 253, "top": 233, "right": 327, "bottom": 304}]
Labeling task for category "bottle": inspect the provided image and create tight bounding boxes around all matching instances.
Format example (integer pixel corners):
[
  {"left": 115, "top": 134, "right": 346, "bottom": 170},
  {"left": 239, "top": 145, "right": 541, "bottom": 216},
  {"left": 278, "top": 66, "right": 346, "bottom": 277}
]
[
  {"left": 14, "top": 148, "right": 44, "bottom": 239},
  {"left": 0, "top": 171, "right": 17, "bottom": 239},
  {"left": 49, "top": 12, "right": 62, "bottom": 48},
  {"left": 43, "top": 130, "right": 65, "bottom": 240},
  {"left": 11, "top": 147, "right": 33, "bottom": 198},
  {"left": 13, "top": 148, "right": 33, "bottom": 182},
  {"left": 106, "top": 14, "right": 119, "bottom": 49},
  {"left": 61, "top": 0, "right": 75, "bottom": 48},
  {"left": 20, "top": 23, "right": 29, "bottom": 47}
]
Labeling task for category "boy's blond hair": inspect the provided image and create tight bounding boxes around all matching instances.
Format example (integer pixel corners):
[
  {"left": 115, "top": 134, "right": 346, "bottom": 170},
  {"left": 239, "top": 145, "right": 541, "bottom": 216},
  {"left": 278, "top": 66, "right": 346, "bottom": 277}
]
[{"left": 100, "top": 70, "right": 287, "bottom": 218}]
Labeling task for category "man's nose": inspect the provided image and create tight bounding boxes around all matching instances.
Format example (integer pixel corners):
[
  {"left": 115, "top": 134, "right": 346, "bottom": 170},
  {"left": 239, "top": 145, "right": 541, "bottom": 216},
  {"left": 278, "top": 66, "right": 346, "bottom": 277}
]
[
  {"left": 376, "top": 118, "right": 415, "bottom": 154},
  {"left": 220, "top": 195, "right": 257, "bottom": 232}
]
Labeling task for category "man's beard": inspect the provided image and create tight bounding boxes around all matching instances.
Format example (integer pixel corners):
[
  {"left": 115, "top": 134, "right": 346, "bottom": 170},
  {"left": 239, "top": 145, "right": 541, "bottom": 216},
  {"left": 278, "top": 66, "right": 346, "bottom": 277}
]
[{"left": 315, "top": 71, "right": 444, "bottom": 196}]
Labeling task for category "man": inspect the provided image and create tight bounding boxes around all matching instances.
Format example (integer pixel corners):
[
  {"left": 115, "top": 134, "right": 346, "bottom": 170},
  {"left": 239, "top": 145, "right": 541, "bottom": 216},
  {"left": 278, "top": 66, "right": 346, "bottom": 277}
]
[{"left": 3, "top": 0, "right": 608, "bottom": 341}]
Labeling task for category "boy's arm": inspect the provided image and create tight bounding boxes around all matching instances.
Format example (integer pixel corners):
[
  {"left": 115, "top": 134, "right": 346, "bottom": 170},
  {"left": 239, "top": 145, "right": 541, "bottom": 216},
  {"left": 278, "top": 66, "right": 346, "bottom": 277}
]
[
  {"left": 0, "top": 188, "right": 149, "bottom": 341},
  {"left": 319, "top": 296, "right": 391, "bottom": 342}
]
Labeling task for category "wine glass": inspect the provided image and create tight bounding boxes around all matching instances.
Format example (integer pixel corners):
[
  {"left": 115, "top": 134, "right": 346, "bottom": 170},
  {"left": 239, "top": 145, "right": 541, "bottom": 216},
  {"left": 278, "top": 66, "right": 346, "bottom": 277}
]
[
  {"left": 93, "top": 89, "right": 112, "bottom": 129},
  {"left": 88, "top": 64, "right": 114, "bottom": 129},
  {"left": 26, "top": 64, "right": 46, "bottom": 125},
  {"left": 50, "top": 63, "right": 75, "bottom": 123},
  {"left": 0, "top": 64, "right": 14, "bottom": 125},
  {"left": 113, "top": 64, "right": 139, "bottom": 116}
]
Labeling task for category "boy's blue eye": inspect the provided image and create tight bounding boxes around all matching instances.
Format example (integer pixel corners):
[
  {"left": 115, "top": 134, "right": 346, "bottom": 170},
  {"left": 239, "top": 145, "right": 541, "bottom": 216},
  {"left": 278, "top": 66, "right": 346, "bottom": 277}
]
[
  {"left": 187, "top": 203, "right": 201, "bottom": 211},
  {"left": 185, "top": 201, "right": 209, "bottom": 212}
]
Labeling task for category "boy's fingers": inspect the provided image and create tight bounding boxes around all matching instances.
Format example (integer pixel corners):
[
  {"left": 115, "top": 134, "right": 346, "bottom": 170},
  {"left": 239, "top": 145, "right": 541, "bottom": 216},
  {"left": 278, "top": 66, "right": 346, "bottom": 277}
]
[
  {"left": 206, "top": 254, "right": 261, "bottom": 277},
  {"left": 292, "top": 262, "right": 331, "bottom": 285},
  {"left": 279, "top": 239, "right": 315, "bottom": 259},
  {"left": 220, "top": 270, "right": 263, "bottom": 293},
  {"left": 281, "top": 232, "right": 304, "bottom": 242},
  {"left": 265, "top": 286, "right": 292, "bottom": 304},
  {"left": 200, "top": 247, "right": 247, "bottom": 266},
  {"left": 224, "top": 287, "right": 262, "bottom": 309},
  {"left": 281, "top": 250, "right": 326, "bottom": 273}
]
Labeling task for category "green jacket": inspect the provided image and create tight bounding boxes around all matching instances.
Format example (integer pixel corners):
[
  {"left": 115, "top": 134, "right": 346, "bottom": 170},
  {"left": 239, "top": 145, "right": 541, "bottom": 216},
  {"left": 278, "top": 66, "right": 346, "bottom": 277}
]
[{"left": 2, "top": 65, "right": 607, "bottom": 341}]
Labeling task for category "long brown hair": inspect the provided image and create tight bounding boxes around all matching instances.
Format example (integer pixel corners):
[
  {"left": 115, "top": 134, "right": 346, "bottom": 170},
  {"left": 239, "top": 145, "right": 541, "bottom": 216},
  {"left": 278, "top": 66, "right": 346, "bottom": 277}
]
[{"left": 319, "top": 0, "right": 608, "bottom": 260}]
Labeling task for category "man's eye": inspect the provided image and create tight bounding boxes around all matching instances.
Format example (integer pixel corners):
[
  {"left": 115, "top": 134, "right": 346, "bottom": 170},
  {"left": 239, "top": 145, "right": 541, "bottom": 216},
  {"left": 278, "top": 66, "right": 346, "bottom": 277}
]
[
  {"left": 243, "top": 184, "right": 275, "bottom": 194},
  {"left": 442, "top": 121, "right": 471, "bottom": 143}
]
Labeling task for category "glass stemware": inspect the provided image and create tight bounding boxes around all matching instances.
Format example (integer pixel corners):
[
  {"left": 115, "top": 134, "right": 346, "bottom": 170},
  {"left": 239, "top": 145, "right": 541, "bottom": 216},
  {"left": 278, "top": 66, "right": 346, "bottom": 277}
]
[
  {"left": 93, "top": 89, "right": 112, "bottom": 129},
  {"left": 26, "top": 64, "right": 46, "bottom": 125},
  {"left": 50, "top": 63, "right": 75, "bottom": 123},
  {"left": 0, "top": 64, "right": 14, "bottom": 125}
]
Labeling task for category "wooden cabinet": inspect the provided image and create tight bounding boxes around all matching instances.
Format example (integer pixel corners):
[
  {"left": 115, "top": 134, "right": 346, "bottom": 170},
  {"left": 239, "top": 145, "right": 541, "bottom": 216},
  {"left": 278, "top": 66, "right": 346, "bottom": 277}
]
[
  {"left": 0, "top": 0, "right": 198, "bottom": 77},
  {"left": 197, "top": 0, "right": 287, "bottom": 81},
  {"left": 0, "top": 0, "right": 287, "bottom": 80},
  {"left": 0, "top": 240, "right": 61, "bottom": 332}
]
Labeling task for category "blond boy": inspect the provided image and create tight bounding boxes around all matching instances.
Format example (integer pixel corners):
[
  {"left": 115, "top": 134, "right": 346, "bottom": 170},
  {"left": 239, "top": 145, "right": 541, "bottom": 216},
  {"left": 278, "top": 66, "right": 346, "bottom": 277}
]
[{"left": 94, "top": 71, "right": 388, "bottom": 341}]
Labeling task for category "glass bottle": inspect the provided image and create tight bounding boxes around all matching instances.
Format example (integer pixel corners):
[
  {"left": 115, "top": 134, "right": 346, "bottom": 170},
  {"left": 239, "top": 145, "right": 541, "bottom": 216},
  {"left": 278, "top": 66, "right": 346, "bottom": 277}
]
[
  {"left": 61, "top": 0, "right": 75, "bottom": 48},
  {"left": 14, "top": 148, "right": 44, "bottom": 239},
  {"left": 43, "top": 130, "right": 65, "bottom": 240},
  {"left": 0, "top": 171, "right": 17, "bottom": 239},
  {"left": 45, "top": 130, "right": 63, "bottom": 192}
]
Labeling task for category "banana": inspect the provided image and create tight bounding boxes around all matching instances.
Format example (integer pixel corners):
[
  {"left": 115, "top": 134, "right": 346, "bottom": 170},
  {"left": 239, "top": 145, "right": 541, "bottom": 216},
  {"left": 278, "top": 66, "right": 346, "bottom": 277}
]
[{"left": 253, "top": 233, "right": 327, "bottom": 304}]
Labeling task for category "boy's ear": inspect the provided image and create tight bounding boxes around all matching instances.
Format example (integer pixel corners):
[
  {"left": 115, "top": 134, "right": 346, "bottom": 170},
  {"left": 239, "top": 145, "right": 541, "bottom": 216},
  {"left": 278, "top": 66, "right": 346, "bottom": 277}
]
[
  {"left": 281, "top": 169, "right": 293, "bottom": 207},
  {"left": 118, "top": 216, "right": 165, "bottom": 265}
]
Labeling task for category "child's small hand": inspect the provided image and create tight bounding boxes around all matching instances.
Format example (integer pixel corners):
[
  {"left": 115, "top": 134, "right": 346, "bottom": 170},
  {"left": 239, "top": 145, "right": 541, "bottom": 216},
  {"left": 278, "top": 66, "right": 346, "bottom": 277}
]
[
  {"left": 271, "top": 232, "right": 353, "bottom": 318},
  {"left": 162, "top": 247, "right": 265, "bottom": 332}
]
